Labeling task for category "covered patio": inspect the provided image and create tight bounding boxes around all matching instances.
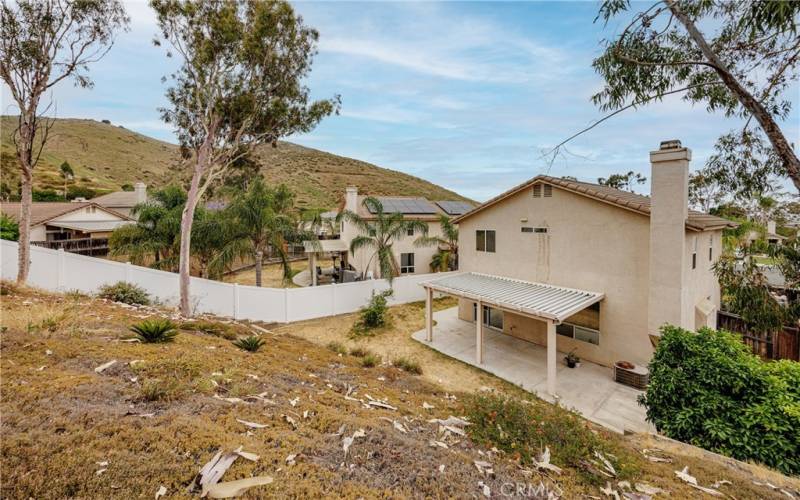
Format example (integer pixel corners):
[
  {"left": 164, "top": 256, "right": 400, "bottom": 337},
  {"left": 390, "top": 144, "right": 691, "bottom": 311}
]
[
  {"left": 301, "top": 239, "right": 352, "bottom": 286},
  {"left": 419, "top": 272, "right": 652, "bottom": 434}
]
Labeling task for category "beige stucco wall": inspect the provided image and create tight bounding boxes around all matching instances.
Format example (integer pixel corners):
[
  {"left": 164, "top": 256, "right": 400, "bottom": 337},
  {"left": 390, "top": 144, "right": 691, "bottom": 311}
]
[
  {"left": 340, "top": 189, "right": 446, "bottom": 277},
  {"left": 344, "top": 221, "right": 443, "bottom": 277},
  {"left": 54, "top": 206, "right": 123, "bottom": 222},
  {"left": 30, "top": 226, "right": 46, "bottom": 241},
  {"left": 456, "top": 185, "right": 723, "bottom": 367}
]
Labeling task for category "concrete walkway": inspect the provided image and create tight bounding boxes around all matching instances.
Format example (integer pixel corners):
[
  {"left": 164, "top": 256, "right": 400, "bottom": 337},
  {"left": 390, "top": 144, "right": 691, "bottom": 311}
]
[{"left": 412, "top": 307, "right": 654, "bottom": 434}]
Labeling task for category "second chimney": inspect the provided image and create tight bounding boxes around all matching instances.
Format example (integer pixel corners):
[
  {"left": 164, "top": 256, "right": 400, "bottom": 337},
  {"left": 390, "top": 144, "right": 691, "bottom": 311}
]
[
  {"left": 134, "top": 182, "right": 147, "bottom": 204},
  {"left": 648, "top": 140, "right": 691, "bottom": 342}
]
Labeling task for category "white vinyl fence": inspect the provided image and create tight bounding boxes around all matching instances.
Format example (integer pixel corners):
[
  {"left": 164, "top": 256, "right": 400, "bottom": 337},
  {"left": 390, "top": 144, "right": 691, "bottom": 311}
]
[{"left": 1, "top": 240, "right": 454, "bottom": 323}]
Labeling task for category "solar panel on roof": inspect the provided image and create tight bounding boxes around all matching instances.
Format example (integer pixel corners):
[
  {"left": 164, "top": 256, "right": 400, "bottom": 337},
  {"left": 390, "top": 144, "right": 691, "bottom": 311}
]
[
  {"left": 369, "top": 197, "right": 437, "bottom": 214},
  {"left": 436, "top": 200, "right": 474, "bottom": 215}
]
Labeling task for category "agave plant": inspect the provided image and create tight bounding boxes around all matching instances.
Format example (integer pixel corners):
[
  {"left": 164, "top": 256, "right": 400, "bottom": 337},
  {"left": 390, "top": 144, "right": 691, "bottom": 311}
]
[
  {"left": 233, "top": 335, "right": 266, "bottom": 352},
  {"left": 130, "top": 318, "right": 179, "bottom": 343}
]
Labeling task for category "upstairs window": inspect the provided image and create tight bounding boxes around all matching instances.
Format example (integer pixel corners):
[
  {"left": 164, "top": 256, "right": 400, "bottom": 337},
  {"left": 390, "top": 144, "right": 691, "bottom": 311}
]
[
  {"left": 533, "top": 184, "right": 552, "bottom": 198},
  {"left": 476, "top": 230, "right": 496, "bottom": 252},
  {"left": 708, "top": 234, "right": 713, "bottom": 262},
  {"left": 407, "top": 227, "right": 414, "bottom": 236},
  {"left": 522, "top": 227, "right": 548, "bottom": 233}
]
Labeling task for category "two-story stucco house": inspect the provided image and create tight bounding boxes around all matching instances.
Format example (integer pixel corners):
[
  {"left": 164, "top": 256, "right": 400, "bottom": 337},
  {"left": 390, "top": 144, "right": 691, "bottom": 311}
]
[
  {"left": 419, "top": 140, "right": 735, "bottom": 397},
  {"left": 340, "top": 187, "right": 472, "bottom": 278}
]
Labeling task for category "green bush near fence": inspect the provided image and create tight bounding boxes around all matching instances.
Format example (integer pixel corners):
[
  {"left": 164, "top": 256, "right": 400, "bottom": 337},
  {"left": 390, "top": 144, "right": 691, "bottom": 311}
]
[{"left": 640, "top": 325, "right": 800, "bottom": 475}]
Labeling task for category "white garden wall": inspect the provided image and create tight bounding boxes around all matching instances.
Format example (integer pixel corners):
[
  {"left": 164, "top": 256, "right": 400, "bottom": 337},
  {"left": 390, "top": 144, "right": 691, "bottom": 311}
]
[{"left": 1, "top": 240, "right": 453, "bottom": 323}]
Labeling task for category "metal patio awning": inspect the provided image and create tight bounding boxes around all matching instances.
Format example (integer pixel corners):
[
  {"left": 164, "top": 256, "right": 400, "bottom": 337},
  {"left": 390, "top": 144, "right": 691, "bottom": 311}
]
[
  {"left": 303, "top": 239, "right": 349, "bottom": 253},
  {"left": 422, "top": 272, "right": 604, "bottom": 323}
]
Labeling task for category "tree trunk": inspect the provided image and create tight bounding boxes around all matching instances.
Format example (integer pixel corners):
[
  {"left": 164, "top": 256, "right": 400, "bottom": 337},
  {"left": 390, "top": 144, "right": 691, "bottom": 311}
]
[
  {"left": 667, "top": 0, "right": 800, "bottom": 194},
  {"left": 16, "top": 115, "right": 34, "bottom": 284},
  {"left": 178, "top": 144, "right": 210, "bottom": 317},
  {"left": 254, "top": 250, "right": 263, "bottom": 287}
]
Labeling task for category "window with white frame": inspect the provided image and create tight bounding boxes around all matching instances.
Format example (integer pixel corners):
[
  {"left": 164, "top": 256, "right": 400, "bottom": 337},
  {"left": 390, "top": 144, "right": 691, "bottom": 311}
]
[
  {"left": 556, "top": 323, "right": 600, "bottom": 345},
  {"left": 400, "top": 252, "right": 415, "bottom": 274},
  {"left": 476, "top": 230, "right": 496, "bottom": 252},
  {"left": 708, "top": 234, "right": 713, "bottom": 261}
]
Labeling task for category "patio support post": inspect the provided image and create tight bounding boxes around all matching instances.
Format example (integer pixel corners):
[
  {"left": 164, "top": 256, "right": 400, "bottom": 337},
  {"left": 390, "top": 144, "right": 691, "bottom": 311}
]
[
  {"left": 425, "top": 286, "right": 433, "bottom": 342},
  {"left": 476, "top": 300, "right": 484, "bottom": 364},
  {"left": 547, "top": 320, "right": 557, "bottom": 397},
  {"left": 310, "top": 252, "right": 317, "bottom": 286}
]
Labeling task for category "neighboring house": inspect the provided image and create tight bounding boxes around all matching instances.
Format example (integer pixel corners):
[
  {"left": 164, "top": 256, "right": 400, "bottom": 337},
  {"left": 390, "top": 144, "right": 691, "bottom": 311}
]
[
  {"left": 0, "top": 202, "right": 133, "bottom": 255},
  {"left": 91, "top": 182, "right": 147, "bottom": 217},
  {"left": 339, "top": 187, "right": 473, "bottom": 277},
  {"left": 420, "top": 140, "right": 735, "bottom": 394},
  {"left": 744, "top": 220, "right": 786, "bottom": 248}
]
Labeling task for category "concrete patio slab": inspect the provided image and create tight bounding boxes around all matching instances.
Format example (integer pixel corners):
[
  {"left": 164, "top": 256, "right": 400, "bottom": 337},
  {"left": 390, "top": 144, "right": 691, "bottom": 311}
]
[{"left": 412, "top": 307, "right": 654, "bottom": 434}]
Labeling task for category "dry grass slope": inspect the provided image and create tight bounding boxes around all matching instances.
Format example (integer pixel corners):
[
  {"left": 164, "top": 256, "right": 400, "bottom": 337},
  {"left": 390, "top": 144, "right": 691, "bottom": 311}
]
[
  {"left": 0, "top": 116, "right": 471, "bottom": 208},
  {"left": 2, "top": 283, "right": 797, "bottom": 498}
]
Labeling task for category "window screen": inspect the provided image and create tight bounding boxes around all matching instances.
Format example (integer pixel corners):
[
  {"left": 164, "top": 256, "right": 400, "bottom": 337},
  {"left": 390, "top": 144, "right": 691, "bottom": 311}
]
[
  {"left": 476, "top": 230, "right": 486, "bottom": 251},
  {"left": 485, "top": 230, "right": 496, "bottom": 252}
]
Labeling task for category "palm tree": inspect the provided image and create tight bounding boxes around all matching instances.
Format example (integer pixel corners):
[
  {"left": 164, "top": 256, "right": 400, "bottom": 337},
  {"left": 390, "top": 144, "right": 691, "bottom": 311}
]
[
  {"left": 414, "top": 213, "right": 458, "bottom": 272},
  {"left": 338, "top": 197, "right": 428, "bottom": 283},
  {"left": 216, "top": 179, "right": 304, "bottom": 287},
  {"left": 191, "top": 207, "right": 230, "bottom": 279},
  {"left": 109, "top": 185, "right": 185, "bottom": 269},
  {"left": 59, "top": 162, "right": 74, "bottom": 199}
]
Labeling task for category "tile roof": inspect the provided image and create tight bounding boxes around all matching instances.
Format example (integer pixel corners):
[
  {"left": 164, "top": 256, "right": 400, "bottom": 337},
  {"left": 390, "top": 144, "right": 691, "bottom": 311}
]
[
  {"left": 0, "top": 202, "right": 130, "bottom": 226},
  {"left": 91, "top": 191, "right": 140, "bottom": 207},
  {"left": 453, "top": 175, "right": 736, "bottom": 231}
]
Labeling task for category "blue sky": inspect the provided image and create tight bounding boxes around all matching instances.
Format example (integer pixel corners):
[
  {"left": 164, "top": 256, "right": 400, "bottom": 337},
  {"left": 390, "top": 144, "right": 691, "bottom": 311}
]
[{"left": 2, "top": 1, "right": 797, "bottom": 201}]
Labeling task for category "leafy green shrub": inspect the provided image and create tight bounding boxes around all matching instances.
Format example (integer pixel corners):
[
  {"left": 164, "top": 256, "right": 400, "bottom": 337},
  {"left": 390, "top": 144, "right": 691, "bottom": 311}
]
[
  {"left": 98, "top": 281, "right": 151, "bottom": 305},
  {"left": 640, "top": 325, "right": 800, "bottom": 475},
  {"left": 232, "top": 335, "right": 266, "bottom": 352},
  {"left": 464, "top": 393, "right": 609, "bottom": 471},
  {"left": 1, "top": 213, "right": 19, "bottom": 241},
  {"left": 359, "top": 352, "right": 381, "bottom": 368},
  {"left": 326, "top": 341, "right": 348, "bottom": 355},
  {"left": 351, "top": 290, "right": 392, "bottom": 336},
  {"left": 130, "top": 319, "right": 178, "bottom": 343},
  {"left": 392, "top": 357, "right": 422, "bottom": 374}
]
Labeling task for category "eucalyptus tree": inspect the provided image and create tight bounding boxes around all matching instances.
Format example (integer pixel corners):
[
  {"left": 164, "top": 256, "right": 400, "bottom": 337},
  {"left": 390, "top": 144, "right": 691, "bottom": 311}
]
[
  {"left": 216, "top": 179, "right": 301, "bottom": 287},
  {"left": 414, "top": 214, "right": 458, "bottom": 272},
  {"left": 0, "top": 0, "right": 129, "bottom": 283},
  {"left": 597, "top": 171, "right": 646, "bottom": 192},
  {"left": 548, "top": 1, "right": 800, "bottom": 195},
  {"left": 150, "top": 0, "right": 339, "bottom": 315},
  {"left": 338, "top": 197, "right": 429, "bottom": 282}
]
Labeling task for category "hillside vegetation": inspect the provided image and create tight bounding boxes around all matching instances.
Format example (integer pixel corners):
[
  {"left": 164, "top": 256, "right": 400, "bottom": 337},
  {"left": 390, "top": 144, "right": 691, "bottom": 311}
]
[
  {"left": 2, "top": 283, "right": 799, "bottom": 498},
  {"left": 0, "top": 116, "right": 470, "bottom": 208}
]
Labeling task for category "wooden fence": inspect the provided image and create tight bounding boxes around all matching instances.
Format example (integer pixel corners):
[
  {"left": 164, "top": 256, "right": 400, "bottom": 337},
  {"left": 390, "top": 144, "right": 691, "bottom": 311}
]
[{"left": 716, "top": 310, "right": 799, "bottom": 361}]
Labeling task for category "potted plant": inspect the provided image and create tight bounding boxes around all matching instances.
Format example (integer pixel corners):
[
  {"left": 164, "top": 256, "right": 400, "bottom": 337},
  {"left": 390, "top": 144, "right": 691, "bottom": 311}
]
[{"left": 564, "top": 349, "right": 580, "bottom": 368}]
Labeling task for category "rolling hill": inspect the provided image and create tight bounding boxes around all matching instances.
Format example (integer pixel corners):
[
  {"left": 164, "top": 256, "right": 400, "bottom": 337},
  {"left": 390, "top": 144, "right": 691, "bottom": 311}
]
[{"left": 0, "top": 116, "right": 470, "bottom": 208}]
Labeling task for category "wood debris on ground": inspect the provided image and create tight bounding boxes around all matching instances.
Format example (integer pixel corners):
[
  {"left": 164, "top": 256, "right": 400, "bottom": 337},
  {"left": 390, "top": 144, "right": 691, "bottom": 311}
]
[
  {"left": 94, "top": 360, "right": 117, "bottom": 373},
  {"left": 674, "top": 466, "right": 724, "bottom": 496}
]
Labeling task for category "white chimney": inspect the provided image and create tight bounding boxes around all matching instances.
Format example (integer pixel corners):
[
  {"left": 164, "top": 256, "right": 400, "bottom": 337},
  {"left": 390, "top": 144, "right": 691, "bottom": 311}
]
[
  {"left": 345, "top": 186, "right": 358, "bottom": 211},
  {"left": 648, "top": 140, "right": 691, "bottom": 342},
  {"left": 134, "top": 182, "right": 147, "bottom": 204},
  {"left": 768, "top": 220, "right": 776, "bottom": 234}
]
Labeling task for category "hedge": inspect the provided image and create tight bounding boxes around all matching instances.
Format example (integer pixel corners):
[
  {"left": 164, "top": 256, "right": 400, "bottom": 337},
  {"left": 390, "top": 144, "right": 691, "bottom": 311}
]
[{"left": 640, "top": 325, "right": 800, "bottom": 475}]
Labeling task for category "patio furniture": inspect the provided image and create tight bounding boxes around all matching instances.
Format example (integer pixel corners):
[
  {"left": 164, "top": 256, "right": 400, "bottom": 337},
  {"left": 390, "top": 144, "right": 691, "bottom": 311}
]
[{"left": 613, "top": 362, "right": 649, "bottom": 390}]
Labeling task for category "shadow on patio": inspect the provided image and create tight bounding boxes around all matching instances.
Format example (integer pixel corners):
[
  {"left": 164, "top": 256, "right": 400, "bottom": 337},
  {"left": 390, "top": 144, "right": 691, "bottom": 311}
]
[{"left": 412, "top": 307, "right": 655, "bottom": 434}]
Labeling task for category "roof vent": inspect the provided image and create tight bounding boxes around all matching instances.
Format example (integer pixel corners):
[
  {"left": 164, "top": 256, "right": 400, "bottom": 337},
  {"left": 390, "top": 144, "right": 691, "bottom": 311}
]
[{"left": 659, "top": 139, "right": 682, "bottom": 150}]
